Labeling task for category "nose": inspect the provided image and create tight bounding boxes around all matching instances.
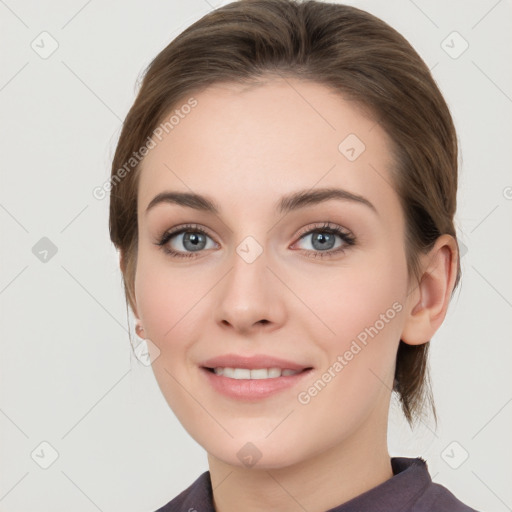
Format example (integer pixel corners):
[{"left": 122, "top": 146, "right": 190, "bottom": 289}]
[{"left": 214, "top": 241, "right": 286, "bottom": 335}]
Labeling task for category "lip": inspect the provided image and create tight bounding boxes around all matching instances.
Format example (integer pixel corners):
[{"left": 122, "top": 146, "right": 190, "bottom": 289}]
[
  {"left": 199, "top": 353, "right": 314, "bottom": 401},
  {"left": 201, "top": 366, "right": 314, "bottom": 401},
  {"left": 200, "top": 353, "right": 312, "bottom": 372}
]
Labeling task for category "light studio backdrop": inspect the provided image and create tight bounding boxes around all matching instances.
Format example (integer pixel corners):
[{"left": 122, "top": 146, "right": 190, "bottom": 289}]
[{"left": 0, "top": 1, "right": 511, "bottom": 511}]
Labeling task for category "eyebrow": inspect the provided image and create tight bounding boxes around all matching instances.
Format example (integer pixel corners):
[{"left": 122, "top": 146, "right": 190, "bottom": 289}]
[{"left": 145, "top": 187, "right": 377, "bottom": 216}]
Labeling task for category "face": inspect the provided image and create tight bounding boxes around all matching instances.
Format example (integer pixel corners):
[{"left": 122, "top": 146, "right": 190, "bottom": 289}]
[{"left": 133, "top": 78, "right": 413, "bottom": 469}]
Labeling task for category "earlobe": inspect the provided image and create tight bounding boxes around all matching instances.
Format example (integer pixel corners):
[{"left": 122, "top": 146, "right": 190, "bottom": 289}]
[{"left": 401, "top": 234, "right": 458, "bottom": 346}]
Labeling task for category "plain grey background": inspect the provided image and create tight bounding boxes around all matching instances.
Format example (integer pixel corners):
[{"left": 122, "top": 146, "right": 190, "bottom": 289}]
[{"left": 0, "top": 0, "right": 511, "bottom": 511}]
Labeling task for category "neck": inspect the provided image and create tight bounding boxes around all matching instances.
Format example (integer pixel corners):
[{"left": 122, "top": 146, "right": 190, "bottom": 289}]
[{"left": 207, "top": 415, "right": 393, "bottom": 512}]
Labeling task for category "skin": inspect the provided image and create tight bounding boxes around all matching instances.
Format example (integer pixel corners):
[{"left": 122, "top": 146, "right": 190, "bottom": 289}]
[{"left": 126, "top": 77, "right": 458, "bottom": 512}]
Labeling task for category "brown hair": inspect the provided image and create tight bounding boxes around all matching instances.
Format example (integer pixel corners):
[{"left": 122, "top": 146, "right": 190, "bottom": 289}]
[{"left": 109, "top": 0, "right": 461, "bottom": 426}]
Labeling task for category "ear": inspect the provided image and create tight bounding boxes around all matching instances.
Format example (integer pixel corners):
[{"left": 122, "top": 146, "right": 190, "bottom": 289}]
[{"left": 401, "top": 234, "right": 459, "bottom": 345}]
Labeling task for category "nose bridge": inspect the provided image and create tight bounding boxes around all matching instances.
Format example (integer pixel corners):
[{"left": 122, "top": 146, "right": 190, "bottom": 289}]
[
  {"left": 226, "top": 235, "right": 271, "bottom": 306},
  {"left": 214, "top": 234, "right": 285, "bottom": 331}
]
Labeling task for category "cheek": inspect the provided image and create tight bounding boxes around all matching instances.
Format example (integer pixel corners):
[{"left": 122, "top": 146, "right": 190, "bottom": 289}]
[
  {"left": 292, "top": 260, "right": 407, "bottom": 432},
  {"left": 296, "top": 249, "right": 407, "bottom": 400},
  {"left": 296, "top": 250, "right": 407, "bottom": 349},
  {"left": 134, "top": 250, "right": 195, "bottom": 346},
  {"left": 133, "top": 251, "right": 211, "bottom": 413},
  {"left": 134, "top": 247, "right": 222, "bottom": 362}
]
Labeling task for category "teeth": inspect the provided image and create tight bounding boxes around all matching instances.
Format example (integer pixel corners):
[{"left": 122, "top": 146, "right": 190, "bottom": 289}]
[{"left": 213, "top": 367, "right": 301, "bottom": 379}]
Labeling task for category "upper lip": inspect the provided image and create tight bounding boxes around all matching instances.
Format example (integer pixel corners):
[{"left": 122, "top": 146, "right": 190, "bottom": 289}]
[{"left": 201, "top": 354, "right": 312, "bottom": 371}]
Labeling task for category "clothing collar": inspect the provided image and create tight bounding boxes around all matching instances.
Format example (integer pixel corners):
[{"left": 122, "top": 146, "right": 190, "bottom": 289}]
[{"left": 176, "top": 457, "right": 431, "bottom": 512}]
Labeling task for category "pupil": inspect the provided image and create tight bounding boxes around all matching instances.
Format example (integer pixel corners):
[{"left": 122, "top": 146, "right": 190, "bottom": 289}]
[
  {"left": 184, "top": 232, "right": 205, "bottom": 251},
  {"left": 313, "top": 232, "right": 334, "bottom": 250}
]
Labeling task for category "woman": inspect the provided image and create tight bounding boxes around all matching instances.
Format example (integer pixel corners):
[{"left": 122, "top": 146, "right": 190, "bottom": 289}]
[{"left": 109, "top": 0, "right": 478, "bottom": 510}]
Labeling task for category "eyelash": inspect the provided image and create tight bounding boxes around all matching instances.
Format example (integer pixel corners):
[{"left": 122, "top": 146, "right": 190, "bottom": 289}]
[{"left": 154, "top": 222, "right": 356, "bottom": 259}]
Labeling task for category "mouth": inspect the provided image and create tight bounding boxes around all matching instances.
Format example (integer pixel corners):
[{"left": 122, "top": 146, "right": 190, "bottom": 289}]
[
  {"left": 200, "top": 365, "right": 314, "bottom": 401},
  {"left": 202, "top": 366, "right": 313, "bottom": 379}
]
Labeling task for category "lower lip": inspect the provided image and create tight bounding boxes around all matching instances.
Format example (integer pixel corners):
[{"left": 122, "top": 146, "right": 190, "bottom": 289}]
[{"left": 201, "top": 367, "right": 313, "bottom": 401}]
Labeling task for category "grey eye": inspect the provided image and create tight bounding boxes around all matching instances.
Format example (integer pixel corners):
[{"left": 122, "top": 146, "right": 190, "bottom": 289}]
[{"left": 169, "top": 231, "right": 216, "bottom": 253}]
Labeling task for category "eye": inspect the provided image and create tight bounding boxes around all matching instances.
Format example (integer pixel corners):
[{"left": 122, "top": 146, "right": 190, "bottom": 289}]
[
  {"left": 292, "top": 222, "right": 356, "bottom": 258},
  {"left": 155, "top": 224, "right": 218, "bottom": 258},
  {"left": 154, "top": 222, "right": 355, "bottom": 259}
]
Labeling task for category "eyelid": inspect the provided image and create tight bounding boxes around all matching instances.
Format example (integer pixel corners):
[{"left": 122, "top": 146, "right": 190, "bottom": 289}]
[
  {"left": 289, "top": 221, "right": 356, "bottom": 256},
  {"left": 292, "top": 221, "right": 354, "bottom": 243},
  {"left": 164, "top": 223, "right": 214, "bottom": 237},
  {"left": 154, "top": 223, "right": 219, "bottom": 251},
  {"left": 155, "top": 221, "right": 355, "bottom": 258},
  {"left": 156, "top": 222, "right": 350, "bottom": 243}
]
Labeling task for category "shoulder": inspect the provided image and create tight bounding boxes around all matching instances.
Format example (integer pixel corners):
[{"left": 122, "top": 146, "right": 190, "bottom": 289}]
[
  {"left": 413, "top": 480, "right": 480, "bottom": 512},
  {"left": 392, "top": 458, "right": 480, "bottom": 512},
  {"left": 153, "top": 471, "right": 214, "bottom": 512}
]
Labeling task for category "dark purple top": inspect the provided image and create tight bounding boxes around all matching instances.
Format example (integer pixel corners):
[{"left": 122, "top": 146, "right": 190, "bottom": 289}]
[{"left": 154, "top": 457, "right": 479, "bottom": 511}]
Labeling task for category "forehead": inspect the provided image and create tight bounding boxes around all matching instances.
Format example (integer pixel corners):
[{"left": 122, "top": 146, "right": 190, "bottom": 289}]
[{"left": 137, "top": 78, "right": 399, "bottom": 218}]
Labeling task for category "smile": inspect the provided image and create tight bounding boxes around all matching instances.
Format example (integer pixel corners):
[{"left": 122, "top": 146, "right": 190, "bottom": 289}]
[
  {"left": 210, "top": 367, "right": 301, "bottom": 379},
  {"left": 202, "top": 366, "right": 313, "bottom": 401}
]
